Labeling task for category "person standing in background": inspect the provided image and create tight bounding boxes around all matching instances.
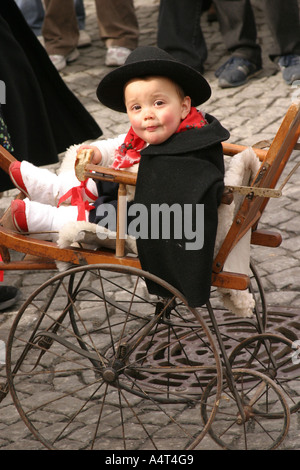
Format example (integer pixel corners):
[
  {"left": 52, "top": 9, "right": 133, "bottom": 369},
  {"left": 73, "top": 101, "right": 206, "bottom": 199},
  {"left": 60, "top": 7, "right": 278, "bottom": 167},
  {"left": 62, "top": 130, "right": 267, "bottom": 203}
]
[
  {"left": 213, "top": 0, "right": 300, "bottom": 87},
  {"left": 157, "top": 0, "right": 300, "bottom": 87},
  {"left": 0, "top": 0, "right": 102, "bottom": 189},
  {"left": 157, "top": 0, "right": 213, "bottom": 74},
  {"left": 94, "top": 0, "right": 139, "bottom": 67},
  {"left": 42, "top": 0, "right": 80, "bottom": 71},
  {"left": 15, "top": 0, "right": 92, "bottom": 48},
  {"left": 16, "top": 0, "right": 139, "bottom": 70}
]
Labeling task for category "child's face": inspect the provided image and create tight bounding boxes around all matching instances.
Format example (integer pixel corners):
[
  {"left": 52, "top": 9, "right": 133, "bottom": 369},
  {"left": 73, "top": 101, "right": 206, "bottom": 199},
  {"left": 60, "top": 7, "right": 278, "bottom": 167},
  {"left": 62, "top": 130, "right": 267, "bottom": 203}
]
[{"left": 124, "top": 76, "right": 191, "bottom": 145}]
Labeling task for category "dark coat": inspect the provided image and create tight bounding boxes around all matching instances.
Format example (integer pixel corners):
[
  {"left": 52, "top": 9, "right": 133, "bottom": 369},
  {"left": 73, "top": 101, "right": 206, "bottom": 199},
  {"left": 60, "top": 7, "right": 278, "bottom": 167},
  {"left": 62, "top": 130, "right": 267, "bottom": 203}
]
[
  {"left": 134, "top": 114, "right": 229, "bottom": 307},
  {"left": 0, "top": 0, "right": 102, "bottom": 191},
  {"left": 89, "top": 114, "right": 229, "bottom": 307}
]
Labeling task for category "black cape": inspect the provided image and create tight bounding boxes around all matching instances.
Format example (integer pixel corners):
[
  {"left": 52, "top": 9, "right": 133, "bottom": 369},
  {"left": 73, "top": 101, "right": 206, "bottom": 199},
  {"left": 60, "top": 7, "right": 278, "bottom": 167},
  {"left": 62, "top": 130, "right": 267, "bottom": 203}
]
[
  {"left": 134, "top": 114, "right": 229, "bottom": 307},
  {"left": 0, "top": 0, "right": 102, "bottom": 191}
]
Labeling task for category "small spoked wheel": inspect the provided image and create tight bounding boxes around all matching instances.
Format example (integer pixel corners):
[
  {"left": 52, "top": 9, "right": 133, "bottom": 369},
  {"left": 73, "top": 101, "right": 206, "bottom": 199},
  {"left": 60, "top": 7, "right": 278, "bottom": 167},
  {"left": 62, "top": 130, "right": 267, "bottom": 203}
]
[
  {"left": 6, "top": 264, "right": 222, "bottom": 450},
  {"left": 198, "top": 261, "right": 268, "bottom": 356},
  {"left": 201, "top": 368, "right": 290, "bottom": 450},
  {"left": 229, "top": 333, "right": 300, "bottom": 415}
]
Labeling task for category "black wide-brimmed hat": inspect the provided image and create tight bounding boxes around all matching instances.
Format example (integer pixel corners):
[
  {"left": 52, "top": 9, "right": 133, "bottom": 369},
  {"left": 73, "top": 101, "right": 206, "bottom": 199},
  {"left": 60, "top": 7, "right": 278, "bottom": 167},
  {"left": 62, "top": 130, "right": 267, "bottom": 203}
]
[{"left": 96, "top": 46, "right": 211, "bottom": 113}]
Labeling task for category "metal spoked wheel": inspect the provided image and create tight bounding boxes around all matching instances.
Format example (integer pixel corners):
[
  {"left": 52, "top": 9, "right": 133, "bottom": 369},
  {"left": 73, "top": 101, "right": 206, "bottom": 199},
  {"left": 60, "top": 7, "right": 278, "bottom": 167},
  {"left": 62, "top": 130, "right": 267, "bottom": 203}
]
[
  {"left": 229, "top": 333, "right": 300, "bottom": 415},
  {"left": 6, "top": 264, "right": 222, "bottom": 450},
  {"left": 201, "top": 368, "right": 290, "bottom": 450}
]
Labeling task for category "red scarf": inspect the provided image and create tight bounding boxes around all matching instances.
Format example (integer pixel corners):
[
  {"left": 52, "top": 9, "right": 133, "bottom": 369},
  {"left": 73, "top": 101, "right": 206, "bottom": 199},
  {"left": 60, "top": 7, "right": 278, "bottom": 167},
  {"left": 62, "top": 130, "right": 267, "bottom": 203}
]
[{"left": 112, "top": 107, "right": 208, "bottom": 170}]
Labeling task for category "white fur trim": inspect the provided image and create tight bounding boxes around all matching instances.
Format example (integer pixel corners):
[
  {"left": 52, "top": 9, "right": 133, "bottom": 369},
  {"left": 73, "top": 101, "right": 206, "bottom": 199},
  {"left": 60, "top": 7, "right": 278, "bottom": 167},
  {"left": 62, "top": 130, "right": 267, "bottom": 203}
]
[
  {"left": 215, "top": 147, "right": 261, "bottom": 317},
  {"left": 57, "top": 220, "right": 137, "bottom": 254},
  {"left": 58, "top": 144, "right": 81, "bottom": 174}
]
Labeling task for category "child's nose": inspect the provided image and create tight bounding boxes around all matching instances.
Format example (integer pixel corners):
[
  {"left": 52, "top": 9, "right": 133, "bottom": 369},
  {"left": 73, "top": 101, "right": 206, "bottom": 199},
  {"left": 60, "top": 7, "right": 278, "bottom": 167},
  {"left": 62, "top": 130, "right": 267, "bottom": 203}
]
[{"left": 143, "top": 107, "right": 155, "bottom": 120}]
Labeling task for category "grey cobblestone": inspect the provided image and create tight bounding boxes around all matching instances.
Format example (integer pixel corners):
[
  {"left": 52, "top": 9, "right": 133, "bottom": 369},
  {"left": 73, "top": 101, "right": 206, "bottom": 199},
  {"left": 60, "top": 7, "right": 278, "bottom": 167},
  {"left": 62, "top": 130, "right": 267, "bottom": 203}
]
[{"left": 0, "top": 0, "right": 300, "bottom": 451}]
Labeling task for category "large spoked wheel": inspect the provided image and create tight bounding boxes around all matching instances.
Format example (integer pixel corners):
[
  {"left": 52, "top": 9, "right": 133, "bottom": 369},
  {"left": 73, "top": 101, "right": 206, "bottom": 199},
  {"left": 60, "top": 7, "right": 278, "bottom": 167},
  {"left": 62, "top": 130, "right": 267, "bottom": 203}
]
[
  {"left": 229, "top": 333, "right": 300, "bottom": 415},
  {"left": 6, "top": 264, "right": 222, "bottom": 450},
  {"left": 201, "top": 368, "right": 290, "bottom": 450}
]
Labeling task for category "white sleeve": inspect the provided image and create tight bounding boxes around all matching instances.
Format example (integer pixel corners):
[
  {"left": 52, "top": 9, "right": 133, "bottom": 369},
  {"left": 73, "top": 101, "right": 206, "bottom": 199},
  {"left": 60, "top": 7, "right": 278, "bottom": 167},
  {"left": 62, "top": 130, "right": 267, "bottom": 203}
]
[{"left": 90, "top": 134, "right": 126, "bottom": 167}]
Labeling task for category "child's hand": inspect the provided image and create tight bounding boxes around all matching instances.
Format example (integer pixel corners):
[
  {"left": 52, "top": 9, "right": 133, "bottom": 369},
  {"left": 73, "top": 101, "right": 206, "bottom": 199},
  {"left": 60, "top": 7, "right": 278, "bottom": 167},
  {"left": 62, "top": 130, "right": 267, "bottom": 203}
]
[{"left": 77, "top": 145, "right": 102, "bottom": 165}]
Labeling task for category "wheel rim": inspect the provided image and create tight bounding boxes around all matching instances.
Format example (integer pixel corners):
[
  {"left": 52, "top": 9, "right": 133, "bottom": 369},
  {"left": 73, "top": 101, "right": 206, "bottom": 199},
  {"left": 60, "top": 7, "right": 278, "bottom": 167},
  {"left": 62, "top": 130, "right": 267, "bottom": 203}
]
[
  {"left": 229, "top": 333, "right": 300, "bottom": 415},
  {"left": 6, "top": 264, "right": 222, "bottom": 450},
  {"left": 201, "top": 368, "right": 290, "bottom": 450}
]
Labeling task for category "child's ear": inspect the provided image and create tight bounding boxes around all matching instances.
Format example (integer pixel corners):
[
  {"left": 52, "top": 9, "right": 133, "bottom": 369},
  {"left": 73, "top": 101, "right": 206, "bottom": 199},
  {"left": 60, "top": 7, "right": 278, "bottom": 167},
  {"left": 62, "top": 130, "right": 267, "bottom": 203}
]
[{"left": 181, "top": 96, "right": 192, "bottom": 119}]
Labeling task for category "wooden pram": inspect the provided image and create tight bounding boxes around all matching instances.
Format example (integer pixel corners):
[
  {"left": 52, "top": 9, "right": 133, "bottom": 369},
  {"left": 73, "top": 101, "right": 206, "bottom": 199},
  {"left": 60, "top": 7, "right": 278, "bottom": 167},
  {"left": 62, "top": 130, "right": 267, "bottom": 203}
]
[{"left": 0, "top": 101, "right": 299, "bottom": 450}]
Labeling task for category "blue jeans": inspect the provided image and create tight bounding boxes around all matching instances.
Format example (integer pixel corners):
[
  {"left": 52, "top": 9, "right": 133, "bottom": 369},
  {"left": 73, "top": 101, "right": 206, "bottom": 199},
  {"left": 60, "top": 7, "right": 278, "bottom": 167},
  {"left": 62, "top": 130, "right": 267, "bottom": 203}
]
[{"left": 15, "top": 0, "right": 85, "bottom": 35}]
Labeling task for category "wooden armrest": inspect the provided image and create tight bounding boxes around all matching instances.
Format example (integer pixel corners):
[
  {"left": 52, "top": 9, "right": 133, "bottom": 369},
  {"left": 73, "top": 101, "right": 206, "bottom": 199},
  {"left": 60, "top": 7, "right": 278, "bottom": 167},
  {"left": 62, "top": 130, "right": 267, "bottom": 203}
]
[
  {"left": 211, "top": 271, "right": 249, "bottom": 290},
  {"left": 251, "top": 229, "right": 282, "bottom": 247},
  {"left": 222, "top": 142, "right": 268, "bottom": 161},
  {"left": 85, "top": 164, "right": 137, "bottom": 186}
]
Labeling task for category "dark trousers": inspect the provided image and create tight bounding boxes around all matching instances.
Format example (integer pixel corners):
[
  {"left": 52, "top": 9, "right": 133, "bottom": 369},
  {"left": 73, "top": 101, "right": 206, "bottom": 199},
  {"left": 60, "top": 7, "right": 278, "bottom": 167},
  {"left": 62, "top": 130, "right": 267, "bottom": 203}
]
[
  {"left": 214, "top": 0, "right": 300, "bottom": 66},
  {"left": 157, "top": 0, "right": 300, "bottom": 70},
  {"left": 157, "top": 0, "right": 208, "bottom": 72}
]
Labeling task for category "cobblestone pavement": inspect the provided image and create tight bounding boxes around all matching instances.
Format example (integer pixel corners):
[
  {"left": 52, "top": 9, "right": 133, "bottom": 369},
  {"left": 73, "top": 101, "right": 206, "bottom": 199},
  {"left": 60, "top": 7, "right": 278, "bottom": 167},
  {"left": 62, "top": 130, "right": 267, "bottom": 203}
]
[{"left": 0, "top": 0, "right": 300, "bottom": 451}]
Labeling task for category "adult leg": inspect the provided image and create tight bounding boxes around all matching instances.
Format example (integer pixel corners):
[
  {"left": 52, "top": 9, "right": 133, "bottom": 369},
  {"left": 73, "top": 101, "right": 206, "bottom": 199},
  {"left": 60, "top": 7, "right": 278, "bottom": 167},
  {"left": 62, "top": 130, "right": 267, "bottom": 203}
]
[
  {"left": 74, "top": 0, "right": 85, "bottom": 30},
  {"left": 263, "top": 0, "right": 300, "bottom": 59},
  {"left": 264, "top": 0, "right": 300, "bottom": 84},
  {"left": 15, "top": 0, "right": 44, "bottom": 36},
  {"left": 42, "top": 0, "right": 79, "bottom": 57},
  {"left": 157, "top": 0, "right": 207, "bottom": 73},
  {"left": 95, "top": 0, "right": 139, "bottom": 66},
  {"left": 214, "top": 0, "right": 262, "bottom": 65},
  {"left": 74, "top": 0, "right": 92, "bottom": 47},
  {"left": 213, "top": 0, "right": 262, "bottom": 87}
]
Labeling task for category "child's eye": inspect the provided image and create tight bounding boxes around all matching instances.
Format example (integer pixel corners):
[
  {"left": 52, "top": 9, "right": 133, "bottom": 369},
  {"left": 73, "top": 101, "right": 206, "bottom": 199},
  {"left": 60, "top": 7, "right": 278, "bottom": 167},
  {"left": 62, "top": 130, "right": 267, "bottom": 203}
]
[
  {"left": 132, "top": 104, "right": 141, "bottom": 111},
  {"left": 154, "top": 100, "right": 164, "bottom": 107}
]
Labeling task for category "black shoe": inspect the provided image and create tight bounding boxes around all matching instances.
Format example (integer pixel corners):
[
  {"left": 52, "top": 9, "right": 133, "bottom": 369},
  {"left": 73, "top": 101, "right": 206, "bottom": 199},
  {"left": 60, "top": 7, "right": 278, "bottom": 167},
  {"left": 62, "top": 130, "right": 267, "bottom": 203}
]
[
  {"left": 0, "top": 285, "right": 21, "bottom": 311},
  {"left": 215, "top": 56, "right": 262, "bottom": 88},
  {"left": 278, "top": 54, "right": 300, "bottom": 85}
]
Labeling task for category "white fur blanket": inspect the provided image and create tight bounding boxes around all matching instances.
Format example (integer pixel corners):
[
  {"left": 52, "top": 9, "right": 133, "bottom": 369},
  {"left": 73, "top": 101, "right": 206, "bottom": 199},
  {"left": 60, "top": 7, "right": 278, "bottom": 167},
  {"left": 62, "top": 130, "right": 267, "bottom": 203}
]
[
  {"left": 214, "top": 147, "right": 261, "bottom": 317},
  {"left": 57, "top": 144, "right": 261, "bottom": 317}
]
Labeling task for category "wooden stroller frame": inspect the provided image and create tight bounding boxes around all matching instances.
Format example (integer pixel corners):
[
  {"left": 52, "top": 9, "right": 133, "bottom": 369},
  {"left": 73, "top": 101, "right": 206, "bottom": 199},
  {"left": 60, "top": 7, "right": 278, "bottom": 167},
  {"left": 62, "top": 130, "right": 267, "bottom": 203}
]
[
  {"left": 0, "top": 101, "right": 299, "bottom": 294},
  {"left": 0, "top": 101, "right": 299, "bottom": 451}
]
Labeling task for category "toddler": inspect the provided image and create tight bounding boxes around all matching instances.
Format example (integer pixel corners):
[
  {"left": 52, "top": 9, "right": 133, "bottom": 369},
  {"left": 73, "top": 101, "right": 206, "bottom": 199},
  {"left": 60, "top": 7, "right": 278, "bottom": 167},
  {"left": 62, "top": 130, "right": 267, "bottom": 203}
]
[
  {"left": 9, "top": 46, "right": 217, "bottom": 239},
  {"left": 10, "top": 46, "right": 230, "bottom": 306}
]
